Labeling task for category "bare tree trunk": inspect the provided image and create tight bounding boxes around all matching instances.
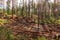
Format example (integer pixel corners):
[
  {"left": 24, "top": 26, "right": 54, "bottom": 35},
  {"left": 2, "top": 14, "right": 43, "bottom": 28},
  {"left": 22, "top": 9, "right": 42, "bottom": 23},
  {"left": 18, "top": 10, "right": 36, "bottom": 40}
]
[
  {"left": 27, "top": 0, "right": 30, "bottom": 18},
  {"left": 22, "top": 0, "right": 24, "bottom": 17},
  {"left": 37, "top": 0, "right": 41, "bottom": 32},
  {"left": 7, "top": 0, "right": 11, "bottom": 15},
  {"left": 54, "top": 0, "right": 57, "bottom": 18},
  {"left": 2, "top": 0, "right": 4, "bottom": 18},
  {"left": 12, "top": 0, "right": 14, "bottom": 19},
  {"left": 24, "top": 0, "right": 27, "bottom": 17},
  {"left": 30, "top": 0, "right": 33, "bottom": 18}
]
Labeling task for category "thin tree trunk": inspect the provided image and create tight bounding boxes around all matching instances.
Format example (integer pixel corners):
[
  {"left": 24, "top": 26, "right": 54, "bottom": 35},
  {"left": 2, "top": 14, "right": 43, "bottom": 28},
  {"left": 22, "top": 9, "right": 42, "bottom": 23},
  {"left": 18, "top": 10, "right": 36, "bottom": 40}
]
[
  {"left": 12, "top": 0, "right": 14, "bottom": 19},
  {"left": 31, "top": 0, "right": 33, "bottom": 18},
  {"left": 37, "top": 0, "right": 41, "bottom": 32},
  {"left": 2, "top": 0, "right": 4, "bottom": 18},
  {"left": 54, "top": 0, "right": 57, "bottom": 18},
  {"left": 7, "top": 0, "right": 10, "bottom": 15},
  {"left": 28, "top": 0, "right": 30, "bottom": 18}
]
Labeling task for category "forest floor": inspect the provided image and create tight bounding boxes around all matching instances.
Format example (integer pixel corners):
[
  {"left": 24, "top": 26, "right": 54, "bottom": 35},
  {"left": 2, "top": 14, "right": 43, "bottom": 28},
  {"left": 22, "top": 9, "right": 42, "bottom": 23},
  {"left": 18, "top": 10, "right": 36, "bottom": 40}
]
[
  {"left": 8, "top": 17, "right": 60, "bottom": 36},
  {"left": 1, "top": 16, "right": 60, "bottom": 40}
]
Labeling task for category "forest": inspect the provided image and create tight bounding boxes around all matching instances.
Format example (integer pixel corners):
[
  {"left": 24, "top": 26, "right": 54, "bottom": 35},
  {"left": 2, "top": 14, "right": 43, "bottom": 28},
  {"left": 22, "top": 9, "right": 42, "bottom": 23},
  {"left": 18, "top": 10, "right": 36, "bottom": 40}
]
[{"left": 0, "top": 0, "right": 60, "bottom": 40}]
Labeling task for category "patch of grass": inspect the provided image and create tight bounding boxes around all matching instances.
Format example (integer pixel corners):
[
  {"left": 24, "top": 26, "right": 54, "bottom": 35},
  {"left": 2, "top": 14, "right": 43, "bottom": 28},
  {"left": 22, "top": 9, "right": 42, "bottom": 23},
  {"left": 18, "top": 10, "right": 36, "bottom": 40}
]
[
  {"left": 37, "top": 36, "right": 47, "bottom": 40},
  {"left": 0, "top": 26, "right": 14, "bottom": 40},
  {"left": 0, "top": 19, "right": 9, "bottom": 25},
  {"left": 55, "top": 19, "right": 60, "bottom": 25}
]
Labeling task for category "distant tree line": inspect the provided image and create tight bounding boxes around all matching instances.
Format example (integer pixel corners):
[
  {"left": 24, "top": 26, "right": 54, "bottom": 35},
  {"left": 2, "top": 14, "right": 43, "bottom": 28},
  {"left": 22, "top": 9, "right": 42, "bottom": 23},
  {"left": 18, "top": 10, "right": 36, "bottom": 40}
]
[{"left": 0, "top": 0, "right": 60, "bottom": 24}]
